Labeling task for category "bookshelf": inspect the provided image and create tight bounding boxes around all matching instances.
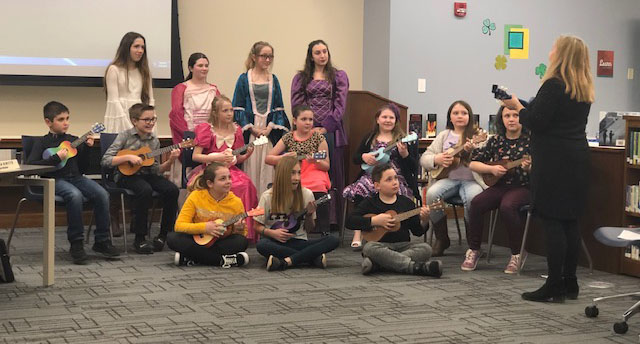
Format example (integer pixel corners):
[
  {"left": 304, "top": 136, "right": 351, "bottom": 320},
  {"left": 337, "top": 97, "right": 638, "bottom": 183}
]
[{"left": 621, "top": 115, "right": 640, "bottom": 277}]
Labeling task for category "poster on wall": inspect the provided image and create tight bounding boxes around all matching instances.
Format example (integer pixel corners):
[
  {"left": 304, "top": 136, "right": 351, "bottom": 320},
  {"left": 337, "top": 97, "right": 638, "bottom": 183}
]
[
  {"left": 597, "top": 50, "right": 614, "bottom": 77},
  {"left": 599, "top": 111, "right": 624, "bottom": 146},
  {"left": 427, "top": 114, "right": 437, "bottom": 138}
]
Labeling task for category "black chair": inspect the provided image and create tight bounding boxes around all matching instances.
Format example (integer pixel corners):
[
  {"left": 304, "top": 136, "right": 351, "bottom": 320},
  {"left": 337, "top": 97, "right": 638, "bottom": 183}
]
[
  {"left": 7, "top": 135, "right": 95, "bottom": 255},
  {"left": 99, "top": 133, "right": 162, "bottom": 253},
  {"left": 428, "top": 194, "right": 464, "bottom": 246},
  {"left": 181, "top": 130, "right": 198, "bottom": 188}
]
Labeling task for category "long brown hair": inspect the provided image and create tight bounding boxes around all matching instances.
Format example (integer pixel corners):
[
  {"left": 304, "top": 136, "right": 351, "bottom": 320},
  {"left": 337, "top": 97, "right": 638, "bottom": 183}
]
[
  {"left": 185, "top": 52, "right": 208, "bottom": 81},
  {"left": 542, "top": 35, "right": 595, "bottom": 103},
  {"left": 103, "top": 32, "right": 152, "bottom": 104},
  {"left": 192, "top": 162, "right": 226, "bottom": 190},
  {"left": 208, "top": 94, "right": 233, "bottom": 129},
  {"left": 298, "top": 39, "right": 336, "bottom": 94},
  {"left": 445, "top": 100, "right": 476, "bottom": 142},
  {"left": 370, "top": 103, "right": 406, "bottom": 146},
  {"left": 271, "top": 156, "right": 304, "bottom": 214},
  {"left": 245, "top": 41, "right": 274, "bottom": 71}
]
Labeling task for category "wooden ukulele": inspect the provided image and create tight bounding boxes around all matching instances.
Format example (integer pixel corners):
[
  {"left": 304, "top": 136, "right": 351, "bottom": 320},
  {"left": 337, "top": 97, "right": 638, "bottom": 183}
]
[
  {"left": 193, "top": 207, "right": 265, "bottom": 247},
  {"left": 42, "top": 123, "right": 105, "bottom": 169},
  {"left": 117, "top": 139, "right": 195, "bottom": 176},
  {"left": 271, "top": 193, "right": 332, "bottom": 233},
  {"left": 231, "top": 135, "right": 268, "bottom": 156},
  {"left": 360, "top": 132, "right": 418, "bottom": 173},
  {"left": 429, "top": 129, "right": 488, "bottom": 180},
  {"left": 481, "top": 155, "right": 531, "bottom": 187},
  {"left": 361, "top": 199, "right": 445, "bottom": 242}
]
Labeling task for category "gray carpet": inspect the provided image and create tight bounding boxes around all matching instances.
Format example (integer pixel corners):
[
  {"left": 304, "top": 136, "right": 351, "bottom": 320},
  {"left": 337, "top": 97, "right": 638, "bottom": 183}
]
[{"left": 1, "top": 223, "right": 639, "bottom": 344}]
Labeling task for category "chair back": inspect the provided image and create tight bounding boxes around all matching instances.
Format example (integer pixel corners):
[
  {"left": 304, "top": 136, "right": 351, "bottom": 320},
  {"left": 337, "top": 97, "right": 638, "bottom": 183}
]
[
  {"left": 181, "top": 130, "right": 197, "bottom": 188},
  {"left": 99, "top": 133, "right": 119, "bottom": 183},
  {"left": 21, "top": 135, "right": 40, "bottom": 164}
]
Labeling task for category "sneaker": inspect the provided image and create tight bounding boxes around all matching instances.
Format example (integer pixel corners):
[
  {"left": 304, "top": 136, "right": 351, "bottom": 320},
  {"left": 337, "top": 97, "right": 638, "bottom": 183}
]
[
  {"left": 461, "top": 249, "right": 481, "bottom": 271},
  {"left": 152, "top": 235, "right": 166, "bottom": 252},
  {"left": 133, "top": 240, "right": 154, "bottom": 255},
  {"left": 361, "top": 256, "right": 379, "bottom": 275},
  {"left": 70, "top": 240, "right": 88, "bottom": 265},
  {"left": 312, "top": 254, "right": 327, "bottom": 269},
  {"left": 413, "top": 260, "right": 443, "bottom": 278},
  {"left": 266, "top": 255, "right": 287, "bottom": 271},
  {"left": 504, "top": 254, "right": 521, "bottom": 274},
  {"left": 174, "top": 252, "right": 196, "bottom": 267},
  {"left": 220, "top": 252, "right": 249, "bottom": 268},
  {"left": 92, "top": 240, "right": 121, "bottom": 258}
]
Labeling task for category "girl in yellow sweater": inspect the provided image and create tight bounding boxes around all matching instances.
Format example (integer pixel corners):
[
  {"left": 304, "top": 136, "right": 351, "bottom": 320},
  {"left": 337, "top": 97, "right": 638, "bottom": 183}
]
[{"left": 167, "top": 162, "right": 249, "bottom": 267}]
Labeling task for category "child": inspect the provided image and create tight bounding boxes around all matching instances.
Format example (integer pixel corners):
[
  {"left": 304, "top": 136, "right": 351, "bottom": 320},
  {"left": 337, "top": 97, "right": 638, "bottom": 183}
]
[
  {"left": 265, "top": 105, "right": 331, "bottom": 235},
  {"left": 343, "top": 103, "right": 419, "bottom": 248},
  {"left": 190, "top": 95, "right": 259, "bottom": 242},
  {"left": 420, "top": 100, "right": 486, "bottom": 256},
  {"left": 254, "top": 156, "right": 339, "bottom": 271},
  {"left": 101, "top": 103, "right": 180, "bottom": 254},
  {"left": 462, "top": 106, "right": 531, "bottom": 273},
  {"left": 168, "top": 162, "right": 249, "bottom": 267},
  {"left": 27, "top": 101, "right": 120, "bottom": 264},
  {"left": 346, "top": 163, "right": 442, "bottom": 277}
]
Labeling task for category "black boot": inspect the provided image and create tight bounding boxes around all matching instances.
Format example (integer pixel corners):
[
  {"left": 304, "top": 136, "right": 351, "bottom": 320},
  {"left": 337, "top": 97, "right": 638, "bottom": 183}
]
[
  {"left": 431, "top": 217, "right": 450, "bottom": 257},
  {"left": 413, "top": 260, "right": 443, "bottom": 278},
  {"left": 522, "top": 280, "right": 565, "bottom": 303},
  {"left": 564, "top": 276, "right": 579, "bottom": 300}
]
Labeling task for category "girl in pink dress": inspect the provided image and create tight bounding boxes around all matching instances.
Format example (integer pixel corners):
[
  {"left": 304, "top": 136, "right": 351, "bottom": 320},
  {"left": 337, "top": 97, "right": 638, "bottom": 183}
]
[{"left": 190, "top": 95, "right": 259, "bottom": 242}]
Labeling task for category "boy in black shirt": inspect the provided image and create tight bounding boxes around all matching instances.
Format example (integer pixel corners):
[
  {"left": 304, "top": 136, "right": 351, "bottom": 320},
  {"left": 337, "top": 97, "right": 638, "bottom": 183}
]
[
  {"left": 346, "top": 163, "right": 442, "bottom": 277},
  {"left": 27, "top": 101, "right": 120, "bottom": 264}
]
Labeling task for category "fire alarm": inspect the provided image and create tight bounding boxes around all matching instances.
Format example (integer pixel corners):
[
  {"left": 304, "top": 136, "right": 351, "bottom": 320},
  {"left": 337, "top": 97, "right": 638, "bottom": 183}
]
[{"left": 454, "top": 2, "right": 467, "bottom": 17}]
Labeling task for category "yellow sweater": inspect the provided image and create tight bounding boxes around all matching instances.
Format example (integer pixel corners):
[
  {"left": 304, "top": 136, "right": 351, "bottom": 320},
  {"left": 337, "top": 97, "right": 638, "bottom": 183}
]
[{"left": 175, "top": 189, "right": 247, "bottom": 236}]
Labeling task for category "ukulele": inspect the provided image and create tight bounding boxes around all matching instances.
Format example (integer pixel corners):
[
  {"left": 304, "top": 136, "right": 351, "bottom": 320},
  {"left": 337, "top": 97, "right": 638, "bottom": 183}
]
[
  {"left": 42, "top": 123, "right": 106, "bottom": 169},
  {"left": 271, "top": 193, "right": 332, "bottom": 233},
  {"left": 362, "top": 199, "right": 446, "bottom": 242},
  {"left": 481, "top": 155, "right": 531, "bottom": 187},
  {"left": 491, "top": 84, "right": 530, "bottom": 107},
  {"left": 429, "top": 129, "right": 488, "bottom": 180},
  {"left": 231, "top": 135, "right": 268, "bottom": 156},
  {"left": 193, "top": 208, "right": 265, "bottom": 247},
  {"left": 117, "top": 139, "right": 195, "bottom": 175},
  {"left": 361, "top": 132, "right": 419, "bottom": 173},
  {"left": 297, "top": 151, "right": 328, "bottom": 161}
]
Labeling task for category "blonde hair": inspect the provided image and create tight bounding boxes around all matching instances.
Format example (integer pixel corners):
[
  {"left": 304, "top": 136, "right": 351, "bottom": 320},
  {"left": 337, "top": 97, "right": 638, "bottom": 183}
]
[
  {"left": 542, "top": 35, "right": 595, "bottom": 103},
  {"left": 271, "top": 156, "right": 303, "bottom": 214},
  {"left": 208, "top": 94, "right": 233, "bottom": 128},
  {"left": 245, "top": 41, "right": 274, "bottom": 71}
]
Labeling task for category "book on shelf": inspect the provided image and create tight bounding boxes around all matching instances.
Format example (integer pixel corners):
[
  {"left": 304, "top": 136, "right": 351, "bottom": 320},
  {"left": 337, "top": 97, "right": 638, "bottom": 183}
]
[
  {"left": 625, "top": 244, "right": 640, "bottom": 260},
  {"left": 488, "top": 114, "right": 497, "bottom": 135},
  {"left": 626, "top": 129, "right": 640, "bottom": 164},
  {"left": 409, "top": 114, "right": 424, "bottom": 137},
  {"left": 427, "top": 114, "right": 437, "bottom": 138},
  {"left": 599, "top": 111, "right": 625, "bottom": 147},
  {"left": 473, "top": 114, "right": 481, "bottom": 129}
]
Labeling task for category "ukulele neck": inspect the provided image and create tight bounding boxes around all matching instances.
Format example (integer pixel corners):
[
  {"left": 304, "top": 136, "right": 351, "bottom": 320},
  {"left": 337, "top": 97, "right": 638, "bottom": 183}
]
[
  {"left": 504, "top": 157, "right": 526, "bottom": 170},
  {"left": 70, "top": 130, "right": 93, "bottom": 148},
  {"left": 393, "top": 207, "right": 422, "bottom": 222},
  {"left": 144, "top": 143, "right": 182, "bottom": 159},
  {"left": 222, "top": 212, "right": 248, "bottom": 227},
  {"left": 232, "top": 142, "right": 252, "bottom": 156}
]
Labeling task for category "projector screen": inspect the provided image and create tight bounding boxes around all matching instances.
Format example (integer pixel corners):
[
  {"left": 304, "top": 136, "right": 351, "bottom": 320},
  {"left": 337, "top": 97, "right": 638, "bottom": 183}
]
[{"left": 0, "top": 0, "right": 181, "bottom": 86}]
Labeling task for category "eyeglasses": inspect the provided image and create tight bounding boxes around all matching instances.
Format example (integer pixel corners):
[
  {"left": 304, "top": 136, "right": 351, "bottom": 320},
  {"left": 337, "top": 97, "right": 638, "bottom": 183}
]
[
  {"left": 138, "top": 116, "right": 157, "bottom": 124},
  {"left": 258, "top": 54, "right": 274, "bottom": 60}
]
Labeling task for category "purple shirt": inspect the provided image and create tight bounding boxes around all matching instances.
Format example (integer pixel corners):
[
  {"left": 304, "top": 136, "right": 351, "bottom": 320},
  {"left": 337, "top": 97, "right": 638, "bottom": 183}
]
[{"left": 443, "top": 131, "right": 474, "bottom": 181}]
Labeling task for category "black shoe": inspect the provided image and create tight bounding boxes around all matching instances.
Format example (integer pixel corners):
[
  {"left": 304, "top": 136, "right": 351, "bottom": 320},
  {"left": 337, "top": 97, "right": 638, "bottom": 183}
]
[
  {"left": 174, "top": 252, "right": 197, "bottom": 267},
  {"left": 152, "top": 235, "right": 166, "bottom": 252},
  {"left": 413, "top": 260, "right": 443, "bottom": 278},
  {"left": 70, "top": 240, "right": 88, "bottom": 265},
  {"left": 92, "top": 240, "right": 121, "bottom": 258},
  {"left": 220, "top": 252, "right": 249, "bottom": 268},
  {"left": 312, "top": 254, "right": 327, "bottom": 269},
  {"left": 522, "top": 282, "right": 566, "bottom": 303},
  {"left": 133, "top": 240, "right": 154, "bottom": 254},
  {"left": 266, "top": 255, "right": 287, "bottom": 271},
  {"left": 564, "top": 276, "right": 579, "bottom": 300}
]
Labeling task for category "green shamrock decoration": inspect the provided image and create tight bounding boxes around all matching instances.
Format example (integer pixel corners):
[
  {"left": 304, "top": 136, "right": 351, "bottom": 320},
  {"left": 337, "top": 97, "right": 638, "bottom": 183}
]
[
  {"left": 495, "top": 55, "right": 507, "bottom": 70},
  {"left": 535, "top": 63, "right": 547, "bottom": 79},
  {"left": 482, "top": 19, "right": 496, "bottom": 35}
]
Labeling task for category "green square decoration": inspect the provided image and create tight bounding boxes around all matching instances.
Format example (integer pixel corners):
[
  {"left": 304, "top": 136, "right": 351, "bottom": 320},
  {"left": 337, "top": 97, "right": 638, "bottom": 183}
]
[{"left": 504, "top": 24, "right": 523, "bottom": 55}]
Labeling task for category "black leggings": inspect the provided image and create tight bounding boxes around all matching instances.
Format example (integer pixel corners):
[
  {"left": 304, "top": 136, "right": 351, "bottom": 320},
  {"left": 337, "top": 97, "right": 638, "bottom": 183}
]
[
  {"left": 167, "top": 232, "right": 248, "bottom": 266},
  {"left": 542, "top": 216, "right": 580, "bottom": 283}
]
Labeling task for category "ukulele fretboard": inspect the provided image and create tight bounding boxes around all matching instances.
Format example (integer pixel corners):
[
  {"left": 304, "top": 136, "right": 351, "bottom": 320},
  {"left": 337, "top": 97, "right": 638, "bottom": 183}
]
[{"left": 144, "top": 143, "right": 183, "bottom": 159}]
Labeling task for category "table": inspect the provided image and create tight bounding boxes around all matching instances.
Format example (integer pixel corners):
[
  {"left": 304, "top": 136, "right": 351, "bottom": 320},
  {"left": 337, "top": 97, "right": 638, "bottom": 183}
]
[{"left": 0, "top": 164, "right": 55, "bottom": 286}]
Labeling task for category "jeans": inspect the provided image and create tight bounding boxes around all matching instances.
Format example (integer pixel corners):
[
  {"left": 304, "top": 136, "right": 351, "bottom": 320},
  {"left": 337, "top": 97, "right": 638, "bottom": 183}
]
[
  {"left": 117, "top": 174, "right": 179, "bottom": 236},
  {"left": 256, "top": 236, "right": 339, "bottom": 266},
  {"left": 425, "top": 178, "right": 483, "bottom": 223},
  {"left": 363, "top": 241, "right": 432, "bottom": 273},
  {"left": 167, "top": 232, "right": 248, "bottom": 266},
  {"left": 55, "top": 176, "right": 110, "bottom": 243}
]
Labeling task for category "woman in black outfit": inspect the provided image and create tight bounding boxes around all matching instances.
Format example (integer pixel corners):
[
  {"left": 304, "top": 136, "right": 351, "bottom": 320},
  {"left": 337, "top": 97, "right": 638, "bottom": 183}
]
[{"left": 503, "top": 35, "right": 595, "bottom": 303}]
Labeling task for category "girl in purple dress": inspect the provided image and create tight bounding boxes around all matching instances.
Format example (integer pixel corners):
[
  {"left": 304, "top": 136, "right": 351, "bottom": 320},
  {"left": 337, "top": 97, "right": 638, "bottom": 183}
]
[{"left": 291, "top": 39, "right": 349, "bottom": 230}]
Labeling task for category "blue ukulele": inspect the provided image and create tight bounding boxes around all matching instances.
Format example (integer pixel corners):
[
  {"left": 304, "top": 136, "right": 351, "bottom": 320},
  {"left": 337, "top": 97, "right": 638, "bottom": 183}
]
[{"left": 360, "top": 132, "right": 418, "bottom": 173}]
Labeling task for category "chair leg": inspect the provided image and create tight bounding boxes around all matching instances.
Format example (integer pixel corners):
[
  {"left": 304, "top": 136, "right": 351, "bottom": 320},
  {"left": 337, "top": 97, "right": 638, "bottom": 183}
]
[
  {"left": 428, "top": 219, "right": 434, "bottom": 245},
  {"left": 85, "top": 212, "right": 95, "bottom": 244},
  {"left": 148, "top": 203, "right": 156, "bottom": 235},
  {"left": 487, "top": 210, "right": 499, "bottom": 263},
  {"left": 517, "top": 210, "right": 533, "bottom": 275},
  {"left": 340, "top": 201, "right": 348, "bottom": 247},
  {"left": 120, "top": 194, "right": 127, "bottom": 254},
  {"left": 451, "top": 204, "right": 462, "bottom": 245},
  {"left": 622, "top": 298, "right": 640, "bottom": 323},
  {"left": 580, "top": 238, "right": 593, "bottom": 274},
  {"left": 7, "top": 198, "right": 27, "bottom": 255}
]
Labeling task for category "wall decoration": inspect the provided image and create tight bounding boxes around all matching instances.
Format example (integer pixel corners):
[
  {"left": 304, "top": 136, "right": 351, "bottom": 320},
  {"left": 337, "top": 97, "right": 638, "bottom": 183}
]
[
  {"left": 482, "top": 19, "right": 496, "bottom": 35},
  {"left": 597, "top": 50, "right": 614, "bottom": 77},
  {"left": 535, "top": 63, "right": 547, "bottom": 79},
  {"left": 495, "top": 55, "right": 507, "bottom": 70},
  {"left": 454, "top": 2, "right": 467, "bottom": 17},
  {"left": 503, "top": 24, "right": 523, "bottom": 55},
  {"left": 508, "top": 28, "right": 529, "bottom": 59}
]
